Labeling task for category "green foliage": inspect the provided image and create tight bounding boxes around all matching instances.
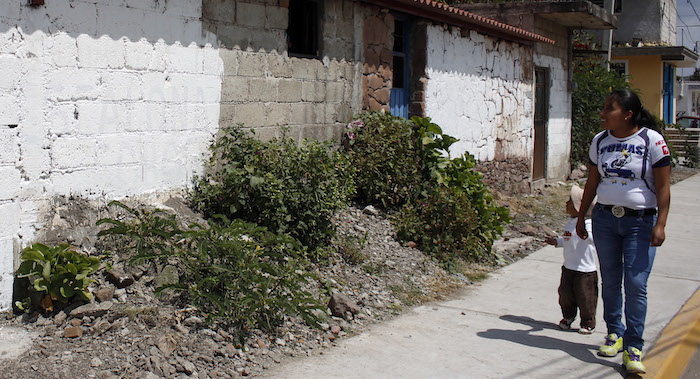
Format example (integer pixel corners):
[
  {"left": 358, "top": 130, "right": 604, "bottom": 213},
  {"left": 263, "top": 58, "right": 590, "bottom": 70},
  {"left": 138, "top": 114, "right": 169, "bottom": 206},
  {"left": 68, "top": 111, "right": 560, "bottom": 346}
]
[
  {"left": 97, "top": 201, "right": 324, "bottom": 338},
  {"left": 334, "top": 232, "right": 368, "bottom": 265},
  {"left": 15, "top": 243, "right": 102, "bottom": 312},
  {"left": 571, "top": 32, "right": 632, "bottom": 168},
  {"left": 344, "top": 112, "right": 422, "bottom": 208},
  {"left": 189, "top": 125, "right": 354, "bottom": 255},
  {"left": 393, "top": 117, "right": 510, "bottom": 266}
]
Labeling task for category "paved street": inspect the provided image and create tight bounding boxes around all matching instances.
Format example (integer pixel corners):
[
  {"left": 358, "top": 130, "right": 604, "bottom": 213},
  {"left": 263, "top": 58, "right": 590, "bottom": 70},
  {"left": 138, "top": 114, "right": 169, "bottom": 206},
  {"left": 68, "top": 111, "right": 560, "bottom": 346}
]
[{"left": 264, "top": 174, "right": 700, "bottom": 378}]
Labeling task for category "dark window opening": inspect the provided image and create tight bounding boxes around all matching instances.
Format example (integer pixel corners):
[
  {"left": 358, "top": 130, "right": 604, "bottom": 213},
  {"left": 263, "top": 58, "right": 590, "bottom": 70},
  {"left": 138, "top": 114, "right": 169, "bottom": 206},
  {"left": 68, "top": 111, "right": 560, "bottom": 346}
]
[
  {"left": 288, "top": 0, "right": 319, "bottom": 57},
  {"left": 393, "top": 20, "right": 407, "bottom": 89},
  {"left": 611, "top": 62, "right": 627, "bottom": 78},
  {"left": 614, "top": 0, "right": 622, "bottom": 13}
]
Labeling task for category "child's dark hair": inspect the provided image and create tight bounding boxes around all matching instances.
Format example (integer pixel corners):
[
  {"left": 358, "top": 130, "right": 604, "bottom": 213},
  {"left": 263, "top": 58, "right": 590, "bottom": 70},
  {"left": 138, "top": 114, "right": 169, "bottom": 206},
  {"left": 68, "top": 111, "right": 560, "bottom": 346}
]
[{"left": 609, "top": 89, "right": 658, "bottom": 131}]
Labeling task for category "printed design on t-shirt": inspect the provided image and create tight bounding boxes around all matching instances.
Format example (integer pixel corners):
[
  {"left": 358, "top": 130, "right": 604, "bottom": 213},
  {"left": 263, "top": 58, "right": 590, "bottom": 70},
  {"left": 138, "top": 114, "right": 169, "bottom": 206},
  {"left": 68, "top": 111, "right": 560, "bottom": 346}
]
[{"left": 601, "top": 148, "right": 636, "bottom": 180}]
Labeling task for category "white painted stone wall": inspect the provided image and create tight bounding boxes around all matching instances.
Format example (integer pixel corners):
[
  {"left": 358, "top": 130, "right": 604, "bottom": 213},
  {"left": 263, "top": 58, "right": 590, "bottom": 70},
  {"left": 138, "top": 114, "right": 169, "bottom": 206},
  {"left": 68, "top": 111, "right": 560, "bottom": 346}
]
[
  {"left": 424, "top": 25, "right": 533, "bottom": 162},
  {"left": 0, "top": 1, "right": 223, "bottom": 311}
]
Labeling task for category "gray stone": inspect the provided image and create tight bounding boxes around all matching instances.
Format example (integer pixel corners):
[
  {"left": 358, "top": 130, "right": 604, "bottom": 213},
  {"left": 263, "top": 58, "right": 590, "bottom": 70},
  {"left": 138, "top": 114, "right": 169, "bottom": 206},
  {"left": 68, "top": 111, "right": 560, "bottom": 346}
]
[
  {"left": 95, "top": 286, "right": 115, "bottom": 302},
  {"left": 362, "top": 205, "right": 380, "bottom": 216},
  {"left": 107, "top": 268, "right": 135, "bottom": 288},
  {"left": 153, "top": 265, "right": 179, "bottom": 289},
  {"left": 91, "top": 319, "right": 112, "bottom": 336},
  {"left": 69, "top": 301, "right": 112, "bottom": 318},
  {"left": 54, "top": 311, "right": 67, "bottom": 326},
  {"left": 328, "top": 293, "right": 361, "bottom": 319}
]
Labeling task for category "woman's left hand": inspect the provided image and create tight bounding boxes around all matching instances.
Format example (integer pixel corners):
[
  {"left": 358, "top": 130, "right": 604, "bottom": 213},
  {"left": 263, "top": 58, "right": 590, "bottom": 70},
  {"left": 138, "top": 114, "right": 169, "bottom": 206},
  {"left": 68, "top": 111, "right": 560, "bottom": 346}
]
[{"left": 651, "top": 224, "right": 666, "bottom": 246}]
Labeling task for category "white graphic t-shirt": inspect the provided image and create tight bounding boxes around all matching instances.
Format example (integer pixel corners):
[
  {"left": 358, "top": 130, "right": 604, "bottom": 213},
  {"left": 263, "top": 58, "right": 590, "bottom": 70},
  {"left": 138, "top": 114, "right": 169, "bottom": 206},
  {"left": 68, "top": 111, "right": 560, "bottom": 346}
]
[{"left": 588, "top": 127, "right": 671, "bottom": 209}]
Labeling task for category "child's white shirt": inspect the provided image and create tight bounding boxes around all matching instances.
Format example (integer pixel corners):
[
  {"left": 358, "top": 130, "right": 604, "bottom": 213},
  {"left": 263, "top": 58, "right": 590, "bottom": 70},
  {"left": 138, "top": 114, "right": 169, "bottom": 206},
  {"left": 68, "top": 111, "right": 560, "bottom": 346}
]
[{"left": 555, "top": 218, "right": 597, "bottom": 273}]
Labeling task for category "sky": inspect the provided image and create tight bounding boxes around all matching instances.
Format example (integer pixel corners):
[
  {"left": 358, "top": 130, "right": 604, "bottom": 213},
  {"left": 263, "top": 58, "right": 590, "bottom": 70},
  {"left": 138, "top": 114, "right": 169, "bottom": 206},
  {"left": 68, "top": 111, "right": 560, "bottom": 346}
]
[{"left": 677, "top": 0, "right": 700, "bottom": 75}]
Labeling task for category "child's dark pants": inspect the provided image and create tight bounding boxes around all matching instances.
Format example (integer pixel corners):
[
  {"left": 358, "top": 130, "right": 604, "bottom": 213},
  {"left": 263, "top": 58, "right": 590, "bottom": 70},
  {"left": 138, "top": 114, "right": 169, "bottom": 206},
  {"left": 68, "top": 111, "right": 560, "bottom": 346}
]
[{"left": 558, "top": 266, "right": 598, "bottom": 329}]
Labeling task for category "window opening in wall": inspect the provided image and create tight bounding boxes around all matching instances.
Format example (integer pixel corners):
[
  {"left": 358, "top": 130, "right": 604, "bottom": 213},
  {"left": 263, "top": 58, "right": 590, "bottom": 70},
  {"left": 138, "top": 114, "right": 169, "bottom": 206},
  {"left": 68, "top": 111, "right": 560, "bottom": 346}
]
[
  {"left": 393, "top": 20, "right": 406, "bottom": 89},
  {"left": 590, "top": 0, "right": 604, "bottom": 8},
  {"left": 614, "top": 0, "right": 622, "bottom": 14},
  {"left": 611, "top": 61, "right": 628, "bottom": 78},
  {"left": 287, "top": 0, "right": 319, "bottom": 57}
]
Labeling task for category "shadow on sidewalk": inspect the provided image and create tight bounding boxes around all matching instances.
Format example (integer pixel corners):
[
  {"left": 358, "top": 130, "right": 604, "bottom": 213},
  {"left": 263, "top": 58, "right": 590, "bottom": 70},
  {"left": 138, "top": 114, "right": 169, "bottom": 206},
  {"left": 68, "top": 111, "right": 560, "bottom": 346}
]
[{"left": 477, "top": 315, "right": 627, "bottom": 377}]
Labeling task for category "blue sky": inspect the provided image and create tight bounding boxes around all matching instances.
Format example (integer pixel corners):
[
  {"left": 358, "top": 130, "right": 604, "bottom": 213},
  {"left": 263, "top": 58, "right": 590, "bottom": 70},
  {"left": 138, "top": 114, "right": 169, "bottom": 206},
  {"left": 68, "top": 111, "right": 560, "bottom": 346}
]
[{"left": 677, "top": 0, "right": 700, "bottom": 75}]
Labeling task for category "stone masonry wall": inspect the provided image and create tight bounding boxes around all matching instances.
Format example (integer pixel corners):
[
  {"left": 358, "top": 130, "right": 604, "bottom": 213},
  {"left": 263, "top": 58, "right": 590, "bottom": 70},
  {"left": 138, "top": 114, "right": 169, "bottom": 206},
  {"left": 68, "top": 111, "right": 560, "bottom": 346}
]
[
  {"left": 204, "top": 0, "right": 363, "bottom": 141},
  {"left": 362, "top": 5, "right": 393, "bottom": 112},
  {"left": 424, "top": 24, "right": 535, "bottom": 163},
  {"left": 0, "top": 0, "right": 224, "bottom": 310}
]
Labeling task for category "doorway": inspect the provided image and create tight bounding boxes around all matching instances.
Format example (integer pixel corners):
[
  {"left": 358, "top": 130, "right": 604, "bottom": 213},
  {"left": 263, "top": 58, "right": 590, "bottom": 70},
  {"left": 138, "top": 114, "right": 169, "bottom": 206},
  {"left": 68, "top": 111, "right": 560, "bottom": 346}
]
[
  {"left": 390, "top": 17, "right": 410, "bottom": 119},
  {"left": 533, "top": 67, "right": 549, "bottom": 180}
]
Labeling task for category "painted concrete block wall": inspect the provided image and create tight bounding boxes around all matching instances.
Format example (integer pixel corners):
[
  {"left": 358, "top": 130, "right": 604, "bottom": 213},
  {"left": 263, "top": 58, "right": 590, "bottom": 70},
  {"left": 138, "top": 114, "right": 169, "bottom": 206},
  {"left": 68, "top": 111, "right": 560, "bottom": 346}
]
[
  {"left": 424, "top": 25, "right": 534, "bottom": 162},
  {"left": 204, "top": 0, "right": 363, "bottom": 142},
  {"left": 535, "top": 19, "right": 571, "bottom": 181},
  {"left": 0, "top": 1, "right": 223, "bottom": 311}
]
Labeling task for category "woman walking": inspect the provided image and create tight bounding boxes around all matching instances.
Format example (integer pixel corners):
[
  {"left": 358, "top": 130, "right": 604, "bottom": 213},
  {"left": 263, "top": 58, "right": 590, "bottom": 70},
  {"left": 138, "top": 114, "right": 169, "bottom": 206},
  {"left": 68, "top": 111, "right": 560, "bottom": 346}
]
[{"left": 576, "top": 89, "right": 671, "bottom": 374}]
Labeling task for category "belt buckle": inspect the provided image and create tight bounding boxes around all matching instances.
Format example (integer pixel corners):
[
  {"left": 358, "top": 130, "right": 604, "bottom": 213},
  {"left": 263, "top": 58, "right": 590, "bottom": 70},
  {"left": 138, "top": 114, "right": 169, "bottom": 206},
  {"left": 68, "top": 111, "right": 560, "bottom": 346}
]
[{"left": 611, "top": 205, "right": 625, "bottom": 218}]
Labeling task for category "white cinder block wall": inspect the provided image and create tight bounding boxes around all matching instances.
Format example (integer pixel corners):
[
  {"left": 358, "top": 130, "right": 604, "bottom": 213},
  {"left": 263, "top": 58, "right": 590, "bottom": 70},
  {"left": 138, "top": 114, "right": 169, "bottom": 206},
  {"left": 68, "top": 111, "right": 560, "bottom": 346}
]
[
  {"left": 0, "top": 1, "right": 224, "bottom": 310},
  {"left": 424, "top": 25, "right": 534, "bottom": 162}
]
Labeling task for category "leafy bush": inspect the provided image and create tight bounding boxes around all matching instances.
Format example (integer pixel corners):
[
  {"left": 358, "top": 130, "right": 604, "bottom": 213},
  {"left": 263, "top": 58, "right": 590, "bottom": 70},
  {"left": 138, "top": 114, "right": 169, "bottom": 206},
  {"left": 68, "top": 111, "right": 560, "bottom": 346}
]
[
  {"left": 97, "top": 201, "right": 324, "bottom": 338},
  {"left": 344, "top": 112, "right": 422, "bottom": 208},
  {"left": 393, "top": 117, "right": 510, "bottom": 266},
  {"left": 189, "top": 126, "right": 354, "bottom": 255},
  {"left": 15, "top": 243, "right": 102, "bottom": 313},
  {"left": 571, "top": 32, "right": 632, "bottom": 168}
]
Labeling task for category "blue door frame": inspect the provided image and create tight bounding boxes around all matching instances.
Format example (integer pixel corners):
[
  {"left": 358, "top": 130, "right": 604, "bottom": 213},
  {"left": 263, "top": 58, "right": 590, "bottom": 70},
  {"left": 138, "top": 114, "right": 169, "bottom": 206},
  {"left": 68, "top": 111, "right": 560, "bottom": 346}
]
[
  {"left": 390, "top": 17, "right": 410, "bottom": 119},
  {"left": 663, "top": 64, "right": 675, "bottom": 124}
]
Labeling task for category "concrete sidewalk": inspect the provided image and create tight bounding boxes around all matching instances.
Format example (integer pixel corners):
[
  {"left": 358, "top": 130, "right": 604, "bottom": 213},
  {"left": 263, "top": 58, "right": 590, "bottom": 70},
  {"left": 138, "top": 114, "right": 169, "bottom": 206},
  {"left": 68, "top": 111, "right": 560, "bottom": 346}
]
[{"left": 264, "top": 174, "right": 700, "bottom": 378}]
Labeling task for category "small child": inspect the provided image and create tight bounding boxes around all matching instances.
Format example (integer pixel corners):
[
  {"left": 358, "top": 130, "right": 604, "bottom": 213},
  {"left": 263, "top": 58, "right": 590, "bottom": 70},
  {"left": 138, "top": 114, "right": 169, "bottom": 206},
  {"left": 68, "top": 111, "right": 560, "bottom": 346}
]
[{"left": 545, "top": 185, "right": 598, "bottom": 334}]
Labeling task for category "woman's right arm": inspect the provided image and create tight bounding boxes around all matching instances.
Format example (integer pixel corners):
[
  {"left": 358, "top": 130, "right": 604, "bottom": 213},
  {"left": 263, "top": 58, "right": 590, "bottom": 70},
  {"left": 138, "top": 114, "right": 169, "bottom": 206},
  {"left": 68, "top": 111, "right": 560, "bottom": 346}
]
[{"left": 576, "top": 165, "right": 601, "bottom": 240}]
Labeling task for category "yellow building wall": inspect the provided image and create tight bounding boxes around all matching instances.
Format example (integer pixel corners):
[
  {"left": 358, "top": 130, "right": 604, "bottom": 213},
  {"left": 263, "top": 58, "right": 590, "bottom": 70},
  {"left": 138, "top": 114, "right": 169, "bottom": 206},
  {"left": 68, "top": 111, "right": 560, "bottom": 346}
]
[{"left": 616, "top": 55, "right": 664, "bottom": 119}]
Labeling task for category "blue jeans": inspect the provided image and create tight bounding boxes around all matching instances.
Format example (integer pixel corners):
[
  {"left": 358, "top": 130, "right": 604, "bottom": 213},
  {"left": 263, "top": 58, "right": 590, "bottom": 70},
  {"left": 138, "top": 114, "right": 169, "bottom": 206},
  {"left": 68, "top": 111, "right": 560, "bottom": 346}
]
[{"left": 591, "top": 203, "right": 657, "bottom": 351}]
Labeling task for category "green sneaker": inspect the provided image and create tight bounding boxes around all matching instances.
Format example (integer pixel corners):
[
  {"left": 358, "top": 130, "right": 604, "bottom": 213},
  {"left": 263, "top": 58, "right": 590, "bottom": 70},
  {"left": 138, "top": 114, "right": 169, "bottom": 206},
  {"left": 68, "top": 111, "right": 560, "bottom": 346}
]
[
  {"left": 623, "top": 347, "right": 646, "bottom": 374},
  {"left": 598, "top": 333, "right": 624, "bottom": 357}
]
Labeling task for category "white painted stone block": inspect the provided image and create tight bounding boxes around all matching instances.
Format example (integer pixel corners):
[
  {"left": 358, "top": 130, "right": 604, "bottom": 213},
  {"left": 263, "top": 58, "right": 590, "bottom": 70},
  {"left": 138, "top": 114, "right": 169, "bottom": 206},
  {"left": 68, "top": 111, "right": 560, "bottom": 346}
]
[
  {"left": 50, "top": 33, "right": 78, "bottom": 68},
  {"left": 47, "top": 104, "right": 78, "bottom": 136},
  {"left": 77, "top": 35, "right": 125, "bottom": 69},
  {"left": 47, "top": 68, "right": 101, "bottom": 101},
  {"left": 0, "top": 201, "right": 19, "bottom": 239},
  {"left": 76, "top": 102, "right": 127, "bottom": 135},
  {"left": 0, "top": 167, "right": 20, "bottom": 201},
  {"left": 0, "top": 128, "right": 19, "bottom": 165},
  {"left": 0, "top": 55, "right": 20, "bottom": 89},
  {"left": 96, "top": 134, "right": 142, "bottom": 166},
  {"left": 126, "top": 102, "right": 166, "bottom": 132},
  {"left": 125, "top": 39, "right": 154, "bottom": 70},
  {"left": 167, "top": 44, "right": 203, "bottom": 73},
  {"left": 0, "top": 236, "right": 15, "bottom": 311},
  {"left": 0, "top": 94, "right": 19, "bottom": 125},
  {"left": 51, "top": 136, "right": 98, "bottom": 170},
  {"left": 99, "top": 72, "right": 143, "bottom": 101},
  {"left": 95, "top": 4, "right": 146, "bottom": 41}
]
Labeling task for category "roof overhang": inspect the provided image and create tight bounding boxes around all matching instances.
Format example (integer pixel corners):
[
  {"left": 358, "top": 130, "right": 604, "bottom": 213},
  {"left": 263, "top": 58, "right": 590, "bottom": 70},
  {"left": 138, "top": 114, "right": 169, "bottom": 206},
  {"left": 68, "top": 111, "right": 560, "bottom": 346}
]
[
  {"left": 612, "top": 46, "right": 699, "bottom": 68},
  {"left": 361, "top": 0, "right": 555, "bottom": 45},
  {"left": 456, "top": 1, "right": 617, "bottom": 30}
]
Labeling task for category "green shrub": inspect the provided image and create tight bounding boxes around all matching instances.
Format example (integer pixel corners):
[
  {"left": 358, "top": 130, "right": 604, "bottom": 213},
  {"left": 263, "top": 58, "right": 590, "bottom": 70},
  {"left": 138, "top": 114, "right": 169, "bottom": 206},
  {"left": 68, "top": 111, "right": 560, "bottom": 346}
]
[
  {"left": 393, "top": 117, "right": 510, "bottom": 266},
  {"left": 189, "top": 126, "right": 354, "bottom": 255},
  {"left": 97, "top": 201, "right": 324, "bottom": 338},
  {"left": 571, "top": 32, "right": 632, "bottom": 168},
  {"left": 15, "top": 243, "right": 102, "bottom": 313},
  {"left": 344, "top": 112, "right": 422, "bottom": 208}
]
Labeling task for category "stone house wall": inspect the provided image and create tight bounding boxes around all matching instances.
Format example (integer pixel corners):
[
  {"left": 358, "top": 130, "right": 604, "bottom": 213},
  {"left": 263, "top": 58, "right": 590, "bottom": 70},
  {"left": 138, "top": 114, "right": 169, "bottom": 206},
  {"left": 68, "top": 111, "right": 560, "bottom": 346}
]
[{"left": 423, "top": 24, "right": 535, "bottom": 167}]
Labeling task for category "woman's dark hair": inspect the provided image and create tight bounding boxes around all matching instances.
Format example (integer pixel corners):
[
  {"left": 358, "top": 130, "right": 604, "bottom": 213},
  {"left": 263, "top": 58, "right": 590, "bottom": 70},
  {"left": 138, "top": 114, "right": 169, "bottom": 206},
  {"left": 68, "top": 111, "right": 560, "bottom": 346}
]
[{"left": 609, "top": 89, "right": 658, "bottom": 131}]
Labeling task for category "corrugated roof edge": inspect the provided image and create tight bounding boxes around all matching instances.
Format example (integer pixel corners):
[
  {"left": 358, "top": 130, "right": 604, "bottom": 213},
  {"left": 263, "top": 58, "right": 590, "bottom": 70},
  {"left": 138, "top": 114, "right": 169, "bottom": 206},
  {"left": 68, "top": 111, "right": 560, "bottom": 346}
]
[{"left": 364, "top": 0, "right": 556, "bottom": 45}]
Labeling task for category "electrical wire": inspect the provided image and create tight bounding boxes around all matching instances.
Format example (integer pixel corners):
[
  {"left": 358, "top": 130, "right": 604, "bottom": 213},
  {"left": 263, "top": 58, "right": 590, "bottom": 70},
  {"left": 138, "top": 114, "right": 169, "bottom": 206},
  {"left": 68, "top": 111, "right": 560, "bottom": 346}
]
[{"left": 688, "top": 0, "right": 700, "bottom": 23}]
